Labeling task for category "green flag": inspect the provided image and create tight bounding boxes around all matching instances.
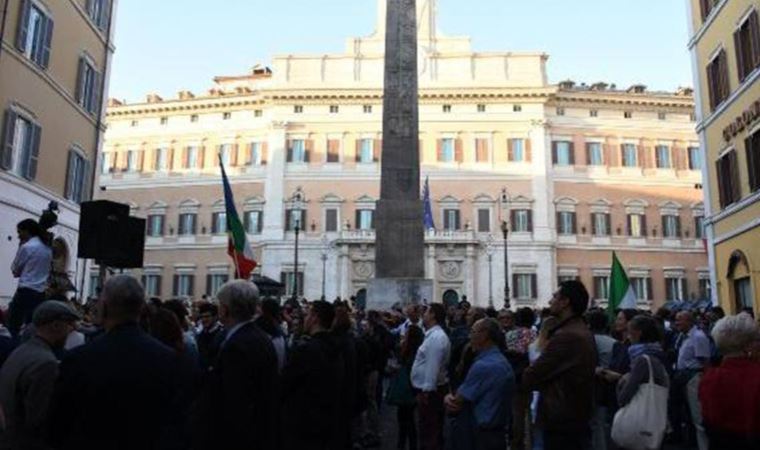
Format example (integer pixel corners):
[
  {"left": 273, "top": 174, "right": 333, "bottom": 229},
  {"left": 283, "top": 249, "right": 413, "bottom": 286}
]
[{"left": 608, "top": 252, "right": 637, "bottom": 317}]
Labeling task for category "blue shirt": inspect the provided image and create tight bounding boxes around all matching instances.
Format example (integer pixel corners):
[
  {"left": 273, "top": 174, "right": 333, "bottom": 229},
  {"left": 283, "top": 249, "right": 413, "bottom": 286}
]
[
  {"left": 11, "top": 237, "right": 52, "bottom": 293},
  {"left": 457, "top": 346, "right": 515, "bottom": 429}
]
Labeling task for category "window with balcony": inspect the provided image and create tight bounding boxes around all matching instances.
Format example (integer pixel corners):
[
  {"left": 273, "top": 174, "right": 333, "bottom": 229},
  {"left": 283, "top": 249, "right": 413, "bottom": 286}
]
[
  {"left": 661, "top": 214, "right": 681, "bottom": 239},
  {"left": 508, "top": 139, "right": 526, "bottom": 162},
  {"left": 358, "top": 139, "right": 375, "bottom": 163},
  {"left": 707, "top": 50, "right": 730, "bottom": 111},
  {"left": 325, "top": 209, "right": 338, "bottom": 232},
  {"left": 557, "top": 211, "right": 576, "bottom": 235},
  {"left": 477, "top": 208, "right": 491, "bottom": 232},
  {"left": 155, "top": 148, "right": 168, "bottom": 172},
  {"left": 443, "top": 209, "right": 461, "bottom": 231},
  {"left": 593, "top": 276, "right": 609, "bottom": 301},
  {"left": 356, "top": 209, "right": 375, "bottom": 230},
  {"left": 288, "top": 140, "right": 308, "bottom": 163},
  {"left": 173, "top": 274, "right": 195, "bottom": 297},
  {"left": 1, "top": 109, "right": 41, "bottom": 180},
  {"left": 695, "top": 216, "right": 705, "bottom": 239},
  {"left": 15, "top": 1, "right": 53, "bottom": 68},
  {"left": 552, "top": 141, "right": 574, "bottom": 166},
  {"left": 326, "top": 139, "right": 340, "bottom": 163},
  {"left": 666, "top": 277, "right": 687, "bottom": 301},
  {"left": 688, "top": 146, "right": 702, "bottom": 171},
  {"left": 627, "top": 213, "right": 647, "bottom": 237},
  {"left": 219, "top": 144, "right": 233, "bottom": 167},
  {"left": 655, "top": 145, "right": 671, "bottom": 169},
  {"left": 146, "top": 215, "right": 165, "bottom": 237},
  {"left": 475, "top": 138, "right": 490, "bottom": 163},
  {"left": 513, "top": 274, "right": 537, "bottom": 299},
  {"left": 735, "top": 10, "right": 760, "bottom": 82},
  {"left": 244, "top": 210, "right": 263, "bottom": 234},
  {"left": 587, "top": 143, "right": 604, "bottom": 166},
  {"left": 184, "top": 146, "right": 198, "bottom": 169},
  {"left": 142, "top": 274, "right": 162, "bottom": 297},
  {"left": 285, "top": 209, "right": 306, "bottom": 231},
  {"left": 511, "top": 209, "right": 532, "bottom": 233},
  {"left": 630, "top": 277, "right": 651, "bottom": 301},
  {"left": 248, "top": 142, "right": 263, "bottom": 166},
  {"left": 178, "top": 213, "right": 197, "bottom": 236},
  {"left": 621, "top": 144, "right": 638, "bottom": 167},
  {"left": 716, "top": 150, "right": 741, "bottom": 207},
  {"left": 438, "top": 138, "right": 456, "bottom": 163},
  {"left": 64, "top": 150, "right": 89, "bottom": 203},
  {"left": 592, "top": 213, "right": 611, "bottom": 236},
  {"left": 212, "top": 212, "right": 227, "bottom": 235},
  {"left": 281, "top": 271, "right": 304, "bottom": 297},
  {"left": 126, "top": 150, "right": 139, "bottom": 172},
  {"left": 206, "top": 274, "right": 229, "bottom": 296}
]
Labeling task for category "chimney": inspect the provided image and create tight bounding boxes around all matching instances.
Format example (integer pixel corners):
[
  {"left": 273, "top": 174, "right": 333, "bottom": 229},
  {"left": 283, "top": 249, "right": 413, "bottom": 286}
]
[
  {"left": 627, "top": 84, "right": 647, "bottom": 94},
  {"left": 146, "top": 93, "right": 163, "bottom": 103},
  {"left": 590, "top": 82, "right": 609, "bottom": 91},
  {"left": 558, "top": 80, "right": 576, "bottom": 90},
  {"left": 178, "top": 90, "right": 195, "bottom": 100}
]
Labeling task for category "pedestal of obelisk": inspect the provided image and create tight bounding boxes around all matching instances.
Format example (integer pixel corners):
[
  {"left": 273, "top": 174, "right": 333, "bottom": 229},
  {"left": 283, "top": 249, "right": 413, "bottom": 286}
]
[{"left": 367, "top": 0, "right": 433, "bottom": 310}]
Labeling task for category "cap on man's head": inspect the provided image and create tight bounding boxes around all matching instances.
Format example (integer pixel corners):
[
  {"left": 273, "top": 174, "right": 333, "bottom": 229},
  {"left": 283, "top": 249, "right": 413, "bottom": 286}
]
[{"left": 33, "top": 301, "right": 82, "bottom": 326}]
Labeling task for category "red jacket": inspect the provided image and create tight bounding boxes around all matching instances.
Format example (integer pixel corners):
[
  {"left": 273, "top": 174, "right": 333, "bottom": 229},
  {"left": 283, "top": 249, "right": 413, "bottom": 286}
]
[{"left": 699, "top": 357, "right": 760, "bottom": 447}]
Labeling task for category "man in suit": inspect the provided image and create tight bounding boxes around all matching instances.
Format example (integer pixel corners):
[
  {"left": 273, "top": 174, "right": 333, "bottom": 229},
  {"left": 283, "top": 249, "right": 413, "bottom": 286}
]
[
  {"left": 192, "top": 280, "right": 279, "bottom": 450},
  {"left": 47, "top": 275, "right": 185, "bottom": 450},
  {"left": 0, "top": 301, "right": 80, "bottom": 449}
]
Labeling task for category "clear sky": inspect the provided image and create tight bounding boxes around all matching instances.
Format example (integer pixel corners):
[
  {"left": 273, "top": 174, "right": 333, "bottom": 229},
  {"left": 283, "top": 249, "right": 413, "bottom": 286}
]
[{"left": 108, "top": 0, "right": 694, "bottom": 102}]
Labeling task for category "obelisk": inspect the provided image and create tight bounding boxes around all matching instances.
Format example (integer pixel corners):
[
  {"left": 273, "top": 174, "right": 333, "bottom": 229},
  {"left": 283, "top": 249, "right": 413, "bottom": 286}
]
[{"left": 367, "top": 0, "right": 432, "bottom": 310}]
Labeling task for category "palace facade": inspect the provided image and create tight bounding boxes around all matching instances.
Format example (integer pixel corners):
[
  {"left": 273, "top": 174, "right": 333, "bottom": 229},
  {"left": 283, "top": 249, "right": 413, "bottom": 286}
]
[{"left": 96, "top": 0, "right": 706, "bottom": 309}]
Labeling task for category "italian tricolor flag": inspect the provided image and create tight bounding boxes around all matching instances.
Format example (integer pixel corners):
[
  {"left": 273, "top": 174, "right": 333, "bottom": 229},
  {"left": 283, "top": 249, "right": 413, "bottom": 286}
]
[
  {"left": 221, "top": 160, "right": 257, "bottom": 279},
  {"left": 608, "top": 251, "right": 637, "bottom": 317}
]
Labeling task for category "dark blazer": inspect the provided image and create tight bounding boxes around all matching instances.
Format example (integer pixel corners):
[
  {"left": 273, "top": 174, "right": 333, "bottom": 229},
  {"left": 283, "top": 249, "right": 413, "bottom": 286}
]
[
  {"left": 47, "top": 323, "right": 184, "bottom": 450},
  {"left": 522, "top": 316, "right": 597, "bottom": 432},
  {"left": 192, "top": 321, "right": 279, "bottom": 450}
]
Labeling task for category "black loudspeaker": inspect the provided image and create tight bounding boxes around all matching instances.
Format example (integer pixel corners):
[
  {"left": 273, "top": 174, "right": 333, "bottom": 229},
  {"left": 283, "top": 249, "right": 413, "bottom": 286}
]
[
  {"left": 78, "top": 201, "right": 130, "bottom": 259},
  {"left": 104, "top": 217, "right": 145, "bottom": 269}
]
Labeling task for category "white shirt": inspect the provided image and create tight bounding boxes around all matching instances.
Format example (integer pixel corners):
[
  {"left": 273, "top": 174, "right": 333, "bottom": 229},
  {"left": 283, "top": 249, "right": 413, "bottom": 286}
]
[
  {"left": 677, "top": 326, "right": 711, "bottom": 371},
  {"left": 11, "top": 237, "right": 52, "bottom": 293},
  {"left": 411, "top": 325, "right": 451, "bottom": 392},
  {"left": 394, "top": 318, "right": 423, "bottom": 337}
]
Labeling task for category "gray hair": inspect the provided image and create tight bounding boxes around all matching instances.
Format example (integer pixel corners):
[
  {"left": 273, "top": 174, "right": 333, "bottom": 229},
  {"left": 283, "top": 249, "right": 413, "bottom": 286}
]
[
  {"left": 712, "top": 313, "right": 760, "bottom": 356},
  {"left": 217, "top": 280, "right": 259, "bottom": 321},
  {"left": 477, "top": 318, "right": 504, "bottom": 346},
  {"left": 102, "top": 275, "right": 145, "bottom": 320}
]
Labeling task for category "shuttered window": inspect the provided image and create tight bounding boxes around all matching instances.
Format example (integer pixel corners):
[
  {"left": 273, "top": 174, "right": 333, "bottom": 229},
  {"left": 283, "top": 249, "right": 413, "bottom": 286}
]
[
  {"left": 734, "top": 10, "right": 760, "bottom": 82},
  {"left": 716, "top": 150, "right": 741, "bottom": 207},
  {"left": 64, "top": 150, "right": 90, "bottom": 203},
  {"left": 15, "top": 0, "right": 54, "bottom": 69},
  {"left": 1, "top": 109, "right": 41, "bottom": 181},
  {"left": 707, "top": 50, "right": 730, "bottom": 111}
]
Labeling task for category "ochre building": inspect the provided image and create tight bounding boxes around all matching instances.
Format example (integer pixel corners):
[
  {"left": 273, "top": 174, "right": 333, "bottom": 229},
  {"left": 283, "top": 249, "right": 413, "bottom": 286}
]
[
  {"left": 97, "top": 0, "right": 706, "bottom": 310},
  {"left": 0, "top": 0, "right": 116, "bottom": 303},
  {"left": 687, "top": 0, "right": 760, "bottom": 313}
]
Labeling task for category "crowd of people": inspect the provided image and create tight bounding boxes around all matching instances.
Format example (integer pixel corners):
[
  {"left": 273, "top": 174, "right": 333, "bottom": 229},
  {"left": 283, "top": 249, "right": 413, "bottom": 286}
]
[{"left": 2, "top": 218, "right": 760, "bottom": 450}]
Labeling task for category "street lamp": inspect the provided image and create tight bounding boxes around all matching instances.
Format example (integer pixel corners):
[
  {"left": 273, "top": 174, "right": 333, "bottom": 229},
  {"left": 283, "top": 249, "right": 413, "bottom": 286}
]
[
  {"left": 485, "top": 236, "right": 495, "bottom": 308},
  {"left": 320, "top": 235, "right": 331, "bottom": 301},
  {"left": 291, "top": 190, "right": 305, "bottom": 302},
  {"left": 501, "top": 188, "right": 511, "bottom": 309}
]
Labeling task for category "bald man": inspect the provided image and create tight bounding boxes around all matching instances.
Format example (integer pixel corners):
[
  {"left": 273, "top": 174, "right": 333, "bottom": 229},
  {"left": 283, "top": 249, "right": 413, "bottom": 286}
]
[{"left": 673, "top": 311, "right": 711, "bottom": 450}]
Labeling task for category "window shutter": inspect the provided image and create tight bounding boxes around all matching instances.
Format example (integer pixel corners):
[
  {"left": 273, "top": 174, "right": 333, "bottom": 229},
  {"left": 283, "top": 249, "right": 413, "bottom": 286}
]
[
  {"left": 206, "top": 274, "right": 212, "bottom": 296},
  {"left": 730, "top": 150, "right": 741, "bottom": 202},
  {"left": 645, "top": 278, "right": 653, "bottom": 301},
  {"left": 676, "top": 216, "right": 682, "bottom": 237},
  {"left": 256, "top": 212, "right": 263, "bottom": 233},
  {"left": 25, "top": 123, "right": 41, "bottom": 180},
  {"left": 191, "top": 214, "right": 198, "bottom": 234},
  {"left": 719, "top": 50, "right": 730, "bottom": 103},
  {"left": 436, "top": 139, "right": 443, "bottom": 161},
  {"left": 591, "top": 213, "right": 598, "bottom": 235},
  {"left": 531, "top": 274, "right": 538, "bottom": 299},
  {"left": 300, "top": 210, "right": 307, "bottom": 230},
  {"left": 478, "top": 209, "right": 489, "bottom": 232},
  {"left": 374, "top": 139, "right": 381, "bottom": 162},
  {"left": 188, "top": 275, "right": 195, "bottom": 297},
  {"left": 454, "top": 210, "right": 461, "bottom": 230},
  {"left": 586, "top": 143, "right": 593, "bottom": 165},
  {"left": 355, "top": 210, "right": 361, "bottom": 229},
  {"left": 571, "top": 212, "right": 577, "bottom": 234},
  {"left": 593, "top": 278, "right": 600, "bottom": 300},
  {"left": 81, "top": 158, "right": 92, "bottom": 202},
  {"left": 285, "top": 209, "right": 291, "bottom": 231},
  {"left": 64, "top": 151, "right": 74, "bottom": 199},
  {"left": 750, "top": 11, "right": 760, "bottom": 68},
  {"left": 512, "top": 274, "right": 519, "bottom": 297},
  {"left": 15, "top": 0, "right": 31, "bottom": 51},
  {"left": 707, "top": 59, "right": 717, "bottom": 110},
  {"left": 716, "top": 160, "right": 727, "bottom": 206},
  {"left": 138, "top": 150, "right": 145, "bottom": 172},
  {"left": 681, "top": 278, "right": 689, "bottom": 301},
  {"left": 1, "top": 110, "right": 17, "bottom": 170},
  {"left": 172, "top": 275, "right": 179, "bottom": 296},
  {"left": 230, "top": 144, "right": 239, "bottom": 166},
  {"left": 551, "top": 142, "right": 558, "bottom": 164},
  {"left": 604, "top": 144, "right": 613, "bottom": 166},
  {"left": 525, "top": 139, "right": 532, "bottom": 162},
  {"left": 507, "top": 139, "right": 515, "bottom": 161},
  {"left": 261, "top": 142, "right": 268, "bottom": 165},
  {"left": 304, "top": 140, "right": 313, "bottom": 162},
  {"left": 627, "top": 215, "right": 632, "bottom": 236},
  {"left": 510, "top": 210, "right": 516, "bottom": 230},
  {"left": 661, "top": 216, "right": 667, "bottom": 237},
  {"left": 556, "top": 212, "right": 561, "bottom": 233},
  {"left": 40, "top": 16, "right": 54, "bottom": 68},
  {"left": 75, "top": 58, "right": 85, "bottom": 104},
  {"left": 198, "top": 146, "right": 206, "bottom": 169},
  {"left": 286, "top": 140, "right": 293, "bottom": 163},
  {"left": 605, "top": 213, "right": 612, "bottom": 236},
  {"left": 155, "top": 275, "right": 162, "bottom": 297},
  {"left": 527, "top": 210, "right": 533, "bottom": 232},
  {"left": 637, "top": 146, "right": 646, "bottom": 168},
  {"left": 699, "top": 0, "right": 711, "bottom": 21},
  {"left": 641, "top": 214, "right": 648, "bottom": 237},
  {"left": 454, "top": 139, "right": 463, "bottom": 163},
  {"left": 735, "top": 29, "right": 747, "bottom": 81},
  {"left": 569, "top": 142, "right": 576, "bottom": 165},
  {"left": 370, "top": 210, "right": 376, "bottom": 230},
  {"left": 326, "top": 209, "right": 337, "bottom": 232}
]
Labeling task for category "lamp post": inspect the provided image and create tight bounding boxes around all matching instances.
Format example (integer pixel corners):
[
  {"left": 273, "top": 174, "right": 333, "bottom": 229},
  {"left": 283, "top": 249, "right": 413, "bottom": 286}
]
[
  {"left": 500, "top": 188, "right": 511, "bottom": 309},
  {"left": 292, "top": 218, "right": 300, "bottom": 302},
  {"left": 320, "top": 235, "right": 330, "bottom": 300},
  {"left": 485, "top": 236, "right": 495, "bottom": 308}
]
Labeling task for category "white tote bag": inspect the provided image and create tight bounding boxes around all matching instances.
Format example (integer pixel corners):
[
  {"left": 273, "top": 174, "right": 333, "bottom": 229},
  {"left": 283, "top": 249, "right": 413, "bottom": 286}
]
[{"left": 611, "top": 355, "right": 669, "bottom": 450}]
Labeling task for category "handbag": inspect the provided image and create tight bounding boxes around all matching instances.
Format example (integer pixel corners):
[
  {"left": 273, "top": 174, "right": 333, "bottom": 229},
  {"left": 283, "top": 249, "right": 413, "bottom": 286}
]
[{"left": 611, "top": 355, "right": 669, "bottom": 450}]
